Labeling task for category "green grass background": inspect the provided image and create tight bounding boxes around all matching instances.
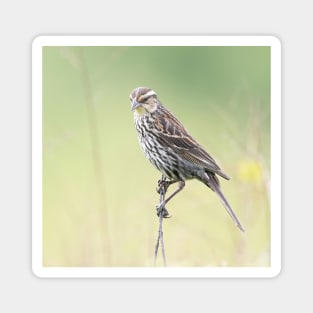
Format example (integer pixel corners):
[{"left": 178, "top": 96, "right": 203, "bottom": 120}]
[{"left": 43, "top": 46, "right": 270, "bottom": 267}]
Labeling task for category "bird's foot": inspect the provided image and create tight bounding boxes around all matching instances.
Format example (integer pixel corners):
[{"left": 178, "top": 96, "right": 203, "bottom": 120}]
[
  {"left": 156, "top": 203, "right": 172, "bottom": 218},
  {"left": 157, "top": 179, "right": 171, "bottom": 195}
]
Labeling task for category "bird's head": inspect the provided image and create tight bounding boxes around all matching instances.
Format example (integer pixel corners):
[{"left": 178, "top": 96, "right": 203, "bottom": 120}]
[{"left": 129, "top": 87, "right": 159, "bottom": 115}]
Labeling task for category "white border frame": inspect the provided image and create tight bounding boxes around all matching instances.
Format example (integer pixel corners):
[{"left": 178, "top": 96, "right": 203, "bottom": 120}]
[{"left": 32, "top": 36, "right": 281, "bottom": 278}]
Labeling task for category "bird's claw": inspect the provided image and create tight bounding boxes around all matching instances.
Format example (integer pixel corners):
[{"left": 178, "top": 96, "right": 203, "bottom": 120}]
[
  {"left": 156, "top": 204, "right": 172, "bottom": 218},
  {"left": 157, "top": 179, "right": 170, "bottom": 194}
]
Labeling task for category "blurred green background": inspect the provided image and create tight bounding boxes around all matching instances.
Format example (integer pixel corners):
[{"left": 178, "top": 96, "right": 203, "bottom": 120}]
[{"left": 43, "top": 45, "right": 270, "bottom": 267}]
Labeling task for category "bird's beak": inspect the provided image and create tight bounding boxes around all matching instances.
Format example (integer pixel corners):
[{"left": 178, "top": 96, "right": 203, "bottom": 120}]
[{"left": 131, "top": 100, "right": 142, "bottom": 111}]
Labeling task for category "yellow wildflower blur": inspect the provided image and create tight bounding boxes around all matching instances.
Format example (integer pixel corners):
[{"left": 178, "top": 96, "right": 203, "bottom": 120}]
[{"left": 237, "top": 158, "right": 263, "bottom": 184}]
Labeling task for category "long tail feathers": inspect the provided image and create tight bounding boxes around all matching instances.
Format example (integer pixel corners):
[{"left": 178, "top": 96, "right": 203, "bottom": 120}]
[{"left": 205, "top": 173, "right": 245, "bottom": 232}]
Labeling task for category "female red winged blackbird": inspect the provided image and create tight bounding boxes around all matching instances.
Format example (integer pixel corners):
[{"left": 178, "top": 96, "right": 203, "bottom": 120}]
[{"left": 129, "top": 87, "right": 244, "bottom": 232}]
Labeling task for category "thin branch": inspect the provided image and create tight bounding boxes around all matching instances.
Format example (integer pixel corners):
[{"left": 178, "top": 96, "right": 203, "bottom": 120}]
[{"left": 154, "top": 175, "right": 169, "bottom": 267}]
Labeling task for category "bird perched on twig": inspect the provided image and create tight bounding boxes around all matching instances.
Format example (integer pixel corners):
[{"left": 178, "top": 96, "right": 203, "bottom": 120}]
[{"left": 129, "top": 87, "right": 244, "bottom": 232}]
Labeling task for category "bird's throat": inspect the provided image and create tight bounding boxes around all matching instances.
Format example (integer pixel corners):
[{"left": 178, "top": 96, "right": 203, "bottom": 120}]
[{"left": 134, "top": 106, "right": 147, "bottom": 116}]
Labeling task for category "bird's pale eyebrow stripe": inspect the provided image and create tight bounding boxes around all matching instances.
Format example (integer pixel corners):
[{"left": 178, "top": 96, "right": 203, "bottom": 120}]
[{"left": 144, "top": 89, "right": 156, "bottom": 97}]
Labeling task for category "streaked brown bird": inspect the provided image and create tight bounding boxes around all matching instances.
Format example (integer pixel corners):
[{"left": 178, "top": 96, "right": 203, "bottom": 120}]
[{"left": 129, "top": 87, "right": 244, "bottom": 232}]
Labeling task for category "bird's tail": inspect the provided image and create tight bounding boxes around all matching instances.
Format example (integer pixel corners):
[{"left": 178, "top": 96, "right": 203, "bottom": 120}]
[{"left": 204, "top": 172, "right": 245, "bottom": 232}]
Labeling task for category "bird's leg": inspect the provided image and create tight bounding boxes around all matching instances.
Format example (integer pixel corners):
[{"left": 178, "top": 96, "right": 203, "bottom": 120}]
[
  {"left": 157, "top": 177, "right": 178, "bottom": 195},
  {"left": 163, "top": 180, "right": 185, "bottom": 206},
  {"left": 156, "top": 176, "right": 172, "bottom": 218},
  {"left": 156, "top": 178, "right": 185, "bottom": 218}
]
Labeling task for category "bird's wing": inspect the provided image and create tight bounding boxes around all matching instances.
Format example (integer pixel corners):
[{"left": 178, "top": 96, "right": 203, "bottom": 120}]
[{"left": 152, "top": 108, "right": 230, "bottom": 180}]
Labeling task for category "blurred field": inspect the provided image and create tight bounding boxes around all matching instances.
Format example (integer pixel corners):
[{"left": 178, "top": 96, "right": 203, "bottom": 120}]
[{"left": 42, "top": 45, "right": 271, "bottom": 267}]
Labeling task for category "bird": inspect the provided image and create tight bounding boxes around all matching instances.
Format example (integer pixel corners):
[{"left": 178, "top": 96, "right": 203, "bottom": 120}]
[{"left": 129, "top": 87, "right": 244, "bottom": 232}]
